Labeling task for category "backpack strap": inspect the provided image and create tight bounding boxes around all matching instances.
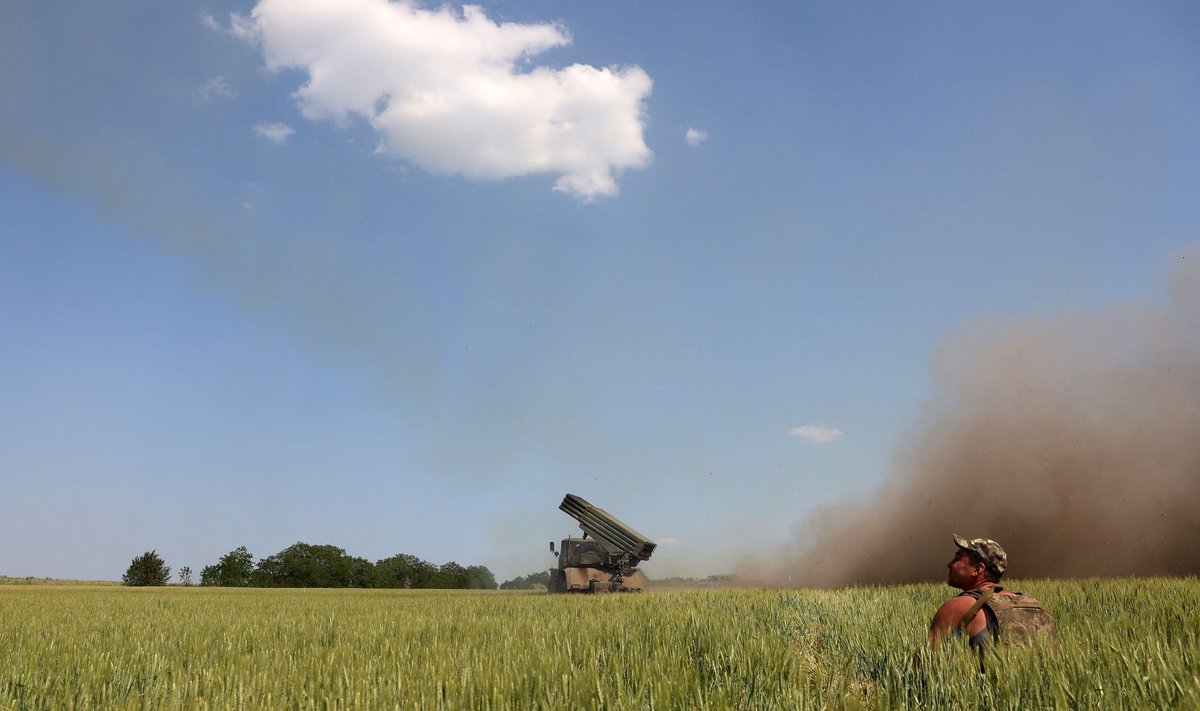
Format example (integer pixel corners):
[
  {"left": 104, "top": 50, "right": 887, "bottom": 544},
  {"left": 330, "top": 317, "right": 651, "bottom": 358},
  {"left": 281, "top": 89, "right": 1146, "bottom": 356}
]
[{"left": 956, "top": 587, "right": 993, "bottom": 632}]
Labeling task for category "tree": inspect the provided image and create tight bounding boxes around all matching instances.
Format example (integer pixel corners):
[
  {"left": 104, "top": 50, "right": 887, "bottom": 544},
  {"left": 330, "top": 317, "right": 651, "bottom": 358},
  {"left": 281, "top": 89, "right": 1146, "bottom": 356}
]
[
  {"left": 178, "top": 566, "right": 193, "bottom": 586},
  {"left": 466, "top": 565, "right": 497, "bottom": 590},
  {"left": 252, "top": 542, "right": 374, "bottom": 588},
  {"left": 122, "top": 550, "right": 171, "bottom": 586},
  {"left": 434, "top": 561, "right": 468, "bottom": 588},
  {"left": 349, "top": 556, "right": 375, "bottom": 589},
  {"left": 373, "top": 553, "right": 437, "bottom": 589},
  {"left": 200, "top": 546, "right": 254, "bottom": 587}
]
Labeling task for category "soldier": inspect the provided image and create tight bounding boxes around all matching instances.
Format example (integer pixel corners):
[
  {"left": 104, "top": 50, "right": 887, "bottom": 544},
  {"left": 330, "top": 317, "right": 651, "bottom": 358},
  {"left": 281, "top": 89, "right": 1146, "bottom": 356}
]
[
  {"left": 928, "top": 534, "right": 1010, "bottom": 650},
  {"left": 921, "top": 535, "right": 1055, "bottom": 674}
]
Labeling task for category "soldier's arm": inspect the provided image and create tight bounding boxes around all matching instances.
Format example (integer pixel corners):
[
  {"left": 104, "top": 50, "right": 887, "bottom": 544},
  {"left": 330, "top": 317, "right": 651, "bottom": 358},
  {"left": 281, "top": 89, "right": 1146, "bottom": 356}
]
[{"left": 928, "top": 596, "right": 985, "bottom": 645}]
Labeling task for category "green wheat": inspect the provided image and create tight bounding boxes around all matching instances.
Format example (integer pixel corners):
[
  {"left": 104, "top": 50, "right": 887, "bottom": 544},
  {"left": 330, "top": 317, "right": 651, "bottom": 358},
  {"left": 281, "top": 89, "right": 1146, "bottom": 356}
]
[{"left": 1, "top": 578, "right": 1196, "bottom": 709}]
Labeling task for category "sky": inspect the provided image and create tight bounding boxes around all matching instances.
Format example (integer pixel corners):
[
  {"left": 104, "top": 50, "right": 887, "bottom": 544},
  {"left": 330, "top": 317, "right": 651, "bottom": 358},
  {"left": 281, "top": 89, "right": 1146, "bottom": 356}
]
[{"left": 2, "top": 1, "right": 1198, "bottom": 583}]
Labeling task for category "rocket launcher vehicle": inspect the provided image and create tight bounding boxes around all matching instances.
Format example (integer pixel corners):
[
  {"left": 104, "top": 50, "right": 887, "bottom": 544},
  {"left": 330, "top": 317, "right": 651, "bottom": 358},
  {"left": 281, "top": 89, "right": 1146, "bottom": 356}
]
[{"left": 549, "top": 493, "right": 655, "bottom": 593}]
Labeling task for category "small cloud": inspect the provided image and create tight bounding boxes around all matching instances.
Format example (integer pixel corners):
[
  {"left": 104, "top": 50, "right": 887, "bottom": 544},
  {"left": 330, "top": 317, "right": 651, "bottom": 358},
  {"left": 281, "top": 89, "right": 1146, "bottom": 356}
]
[
  {"left": 229, "top": 13, "right": 256, "bottom": 41},
  {"left": 194, "top": 76, "right": 233, "bottom": 103},
  {"left": 789, "top": 425, "right": 844, "bottom": 443},
  {"left": 200, "top": 11, "right": 222, "bottom": 32},
  {"left": 685, "top": 127, "right": 709, "bottom": 147},
  {"left": 253, "top": 122, "right": 295, "bottom": 144},
  {"left": 655, "top": 537, "right": 681, "bottom": 546},
  {"left": 201, "top": 10, "right": 249, "bottom": 38}
]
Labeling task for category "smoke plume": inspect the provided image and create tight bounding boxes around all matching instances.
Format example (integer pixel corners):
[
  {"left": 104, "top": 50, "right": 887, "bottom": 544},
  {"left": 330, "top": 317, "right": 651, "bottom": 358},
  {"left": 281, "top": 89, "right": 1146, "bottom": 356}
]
[{"left": 762, "top": 248, "right": 1200, "bottom": 587}]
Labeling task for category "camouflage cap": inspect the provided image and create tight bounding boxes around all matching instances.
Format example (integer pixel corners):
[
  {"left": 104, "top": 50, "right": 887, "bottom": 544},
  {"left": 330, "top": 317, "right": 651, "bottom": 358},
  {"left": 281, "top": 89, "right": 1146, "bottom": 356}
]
[{"left": 953, "top": 534, "right": 1007, "bottom": 577}]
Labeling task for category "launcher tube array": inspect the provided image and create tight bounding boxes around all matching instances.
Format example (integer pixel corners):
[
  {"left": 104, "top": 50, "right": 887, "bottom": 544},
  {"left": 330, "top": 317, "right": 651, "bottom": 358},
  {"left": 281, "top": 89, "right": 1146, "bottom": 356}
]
[{"left": 559, "top": 494, "right": 656, "bottom": 561}]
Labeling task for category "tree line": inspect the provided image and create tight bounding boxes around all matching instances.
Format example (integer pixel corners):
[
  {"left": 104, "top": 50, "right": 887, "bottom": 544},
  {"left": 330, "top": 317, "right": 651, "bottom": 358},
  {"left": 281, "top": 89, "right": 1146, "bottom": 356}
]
[{"left": 122, "top": 543, "right": 496, "bottom": 589}]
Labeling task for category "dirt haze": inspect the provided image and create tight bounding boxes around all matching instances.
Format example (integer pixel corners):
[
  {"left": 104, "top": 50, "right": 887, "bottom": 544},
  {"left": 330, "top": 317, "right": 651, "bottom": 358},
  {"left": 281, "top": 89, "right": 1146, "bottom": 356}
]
[{"left": 755, "top": 248, "right": 1200, "bottom": 587}]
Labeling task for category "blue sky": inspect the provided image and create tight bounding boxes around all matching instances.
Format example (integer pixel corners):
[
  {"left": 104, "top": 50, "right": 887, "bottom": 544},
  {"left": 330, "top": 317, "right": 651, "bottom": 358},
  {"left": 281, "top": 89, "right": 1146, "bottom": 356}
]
[{"left": 2, "top": 1, "right": 1198, "bottom": 582}]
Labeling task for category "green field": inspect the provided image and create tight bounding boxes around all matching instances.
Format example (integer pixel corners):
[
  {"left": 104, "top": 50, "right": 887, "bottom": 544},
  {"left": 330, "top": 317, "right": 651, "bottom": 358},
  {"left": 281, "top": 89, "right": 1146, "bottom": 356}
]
[{"left": 2, "top": 578, "right": 1197, "bottom": 709}]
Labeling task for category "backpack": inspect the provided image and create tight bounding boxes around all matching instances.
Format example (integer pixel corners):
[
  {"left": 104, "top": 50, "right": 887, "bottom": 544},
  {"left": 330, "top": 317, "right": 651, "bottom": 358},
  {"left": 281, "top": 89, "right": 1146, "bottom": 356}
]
[{"left": 959, "top": 586, "right": 1057, "bottom": 646}]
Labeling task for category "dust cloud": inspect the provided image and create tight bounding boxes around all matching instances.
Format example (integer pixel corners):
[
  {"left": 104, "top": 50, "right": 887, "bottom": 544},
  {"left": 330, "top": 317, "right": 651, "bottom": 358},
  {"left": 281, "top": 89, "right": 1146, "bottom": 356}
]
[{"left": 757, "top": 248, "right": 1200, "bottom": 587}]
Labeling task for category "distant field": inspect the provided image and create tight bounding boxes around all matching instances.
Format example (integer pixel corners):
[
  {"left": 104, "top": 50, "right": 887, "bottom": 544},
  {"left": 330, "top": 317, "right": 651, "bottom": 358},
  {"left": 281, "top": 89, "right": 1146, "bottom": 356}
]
[
  {"left": 0, "top": 576, "right": 119, "bottom": 586},
  {"left": 2, "top": 578, "right": 1197, "bottom": 709}
]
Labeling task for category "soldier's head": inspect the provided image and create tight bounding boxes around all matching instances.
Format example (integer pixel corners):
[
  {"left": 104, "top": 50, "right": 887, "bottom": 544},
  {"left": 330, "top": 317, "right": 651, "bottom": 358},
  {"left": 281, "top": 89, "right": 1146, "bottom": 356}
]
[{"left": 947, "top": 534, "right": 1007, "bottom": 589}]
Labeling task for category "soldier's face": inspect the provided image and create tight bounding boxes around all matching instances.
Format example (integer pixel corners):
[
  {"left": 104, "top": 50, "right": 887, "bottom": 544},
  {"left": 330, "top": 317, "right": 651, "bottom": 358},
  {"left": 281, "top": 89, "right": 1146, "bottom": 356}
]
[{"left": 946, "top": 549, "right": 984, "bottom": 589}]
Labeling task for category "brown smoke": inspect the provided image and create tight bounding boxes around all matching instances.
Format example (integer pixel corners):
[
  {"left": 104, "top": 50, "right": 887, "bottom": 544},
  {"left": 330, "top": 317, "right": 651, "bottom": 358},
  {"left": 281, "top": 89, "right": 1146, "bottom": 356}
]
[{"left": 764, "top": 248, "right": 1200, "bottom": 587}]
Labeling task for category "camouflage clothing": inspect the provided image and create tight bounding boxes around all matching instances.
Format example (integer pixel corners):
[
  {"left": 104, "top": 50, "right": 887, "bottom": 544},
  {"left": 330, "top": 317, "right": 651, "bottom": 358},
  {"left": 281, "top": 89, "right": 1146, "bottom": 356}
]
[
  {"left": 953, "top": 534, "right": 1007, "bottom": 577},
  {"left": 961, "top": 586, "right": 1057, "bottom": 646},
  {"left": 956, "top": 586, "right": 1056, "bottom": 672}
]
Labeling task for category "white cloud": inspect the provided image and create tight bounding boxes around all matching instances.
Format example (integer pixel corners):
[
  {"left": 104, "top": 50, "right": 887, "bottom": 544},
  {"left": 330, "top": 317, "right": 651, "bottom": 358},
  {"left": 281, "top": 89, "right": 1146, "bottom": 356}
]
[
  {"left": 233, "top": 0, "right": 652, "bottom": 199},
  {"left": 200, "top": 11, "right": 222, "bottom": 32},
  {"left": 685, "top": 127, "right": 708, "bottom": 146},
  {"left": 194, "top": 76, "right": 233, "bottom": 103},
  {"left": 655, "top": 537, "right": 680, "bottom": 546},
  {"left": 789, "top": 425, "right": 845, "bottom": 443},
  {"left": 253, "top": 122, "right": 295, "bottom": 144}
]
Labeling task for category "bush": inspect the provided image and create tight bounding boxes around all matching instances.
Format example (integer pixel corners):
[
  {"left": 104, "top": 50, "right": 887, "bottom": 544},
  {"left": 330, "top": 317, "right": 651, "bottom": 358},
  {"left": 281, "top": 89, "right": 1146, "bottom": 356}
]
[{"left": 122, "top": 550, "right": 171, "bottom": 586}]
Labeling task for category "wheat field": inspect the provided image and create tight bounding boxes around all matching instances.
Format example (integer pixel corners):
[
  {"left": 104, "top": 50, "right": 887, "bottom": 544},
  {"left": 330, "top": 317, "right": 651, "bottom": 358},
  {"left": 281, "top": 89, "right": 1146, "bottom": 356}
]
[{"left": 2, "top": 578, "right": 1197, "bottom": 709}]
